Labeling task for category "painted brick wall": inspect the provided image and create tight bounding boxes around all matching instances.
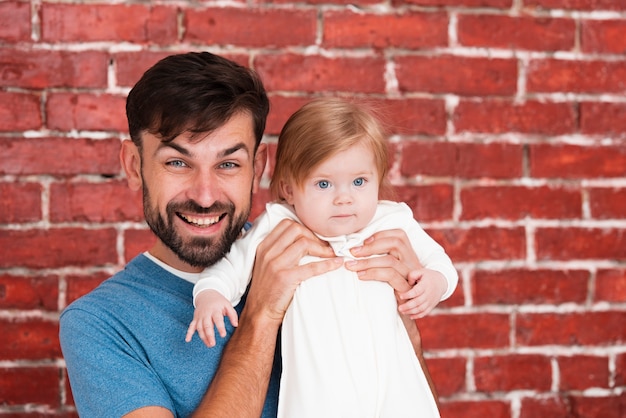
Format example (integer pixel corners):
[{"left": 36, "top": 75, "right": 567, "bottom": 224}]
[{"left": 1, "top": 0, "right": 625, "bottom": 416}]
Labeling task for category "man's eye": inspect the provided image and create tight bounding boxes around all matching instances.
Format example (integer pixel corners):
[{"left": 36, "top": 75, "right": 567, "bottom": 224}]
[
  {"left": 317, "top": 180, "right": 330, "bottom": 189},
  {"left": 353, "top": 178, "right": 365, "bottom": 187},
  {"left": 219, "top": 161, "right": 239, "bottom": 169},
  {"left": 167, "top": 160, "right": 187, "bottom": 168}
]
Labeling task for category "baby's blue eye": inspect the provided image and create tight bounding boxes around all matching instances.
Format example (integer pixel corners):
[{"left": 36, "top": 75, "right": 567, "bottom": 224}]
[
  {"left": 317, "top": 180, "right": 330, "bottom": 189},
  {"left": 353, "top": 178, "right": 365, "bottom": 187}
]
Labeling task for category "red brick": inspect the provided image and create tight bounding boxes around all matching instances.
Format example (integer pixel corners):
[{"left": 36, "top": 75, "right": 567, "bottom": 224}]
[
  {"left": 431, "top": 226, "right": 526, "bottom": 262},
  {"left": 0, "top": 182, "right": 42, "bottom": 223},
  {"left": 255, "top": 54, "right": 386, "bottom": 93},
  {"left": 0, "top": 2, "right": 31, "bottom": 42},
  {"left": 393, "top": 184, "right": 454, "bottom": 222},
  {"left": 530, "top": 144, "right": 626, "bottom": 179},
  {"left": 595, "top": 269, "right": 626, "bottom": 303},
  {"left": 0, "top": 91, "right": 41, "bottom": 131},
  {"left": 0, "top": 49, "right": 108, "bottom": 89},
  {"left": 536, "top": 227, "right": 626, "bottom": 261},
  {"left": 440, "top": 400, "right": 511, "bottom": 418},
  {"left": 46, "top": 92, "right": 127, "bottom": 132},
  {"left": 50, "top": 180, "right": 143, "bottom": 223},
  {"left": 526, "top": 0, "right": 626, "bottom": 11},
  {"left": 381, "top": 98, "right": 447, "bottom": 135},
  {"left": 559, "top": 355, "right": 609, "bottom": 390},
  {"left": 426, "top": 357, "right": 466, "bottom": 397},
  {"left": 185, "top": 8, "right": 316, "bottom": 47},
  {"left": 0, "top": 228, "right": 118, "bottom": 269},
  {"left": 527, "top": 59, "right": 626, "bottom": 94},
  {"left": 323, "top": 10, "right": 448, "bottom": 49},
  {"left": 461, "top": 185, "right": 582, "bottom": 220},
  {"left": 401, "top": 142, "right": 523, "bottom": 179},
  {"left": 565, "top": 395, "right": 626, "bottom": 418},
  {"left": 616, "top": 352, "right": 626, "bottom": 386},
  {"left": 65, "top": 273, "right": 110, "bottom": 305},
  {"left": 0, "top": 274, "right": 58, "bottom": 310},
  {"left": 0, "top": 318, "right": 61, "bottom": 360},
  {"left": 454, "top": 99, "right": 576, "bottom": 135},
  {"left": 475, "top": 354, "right": 552, "bottom": 391},
  {"left": 583, "top": 19, "right": 626, "bottom": 54},
  {"left": 251, "top": 188, "right": 272, "bottom": 222},
  {"left": 41, "top": 4, "right": 178, "bottom": 43},
  {"left": 0, "top": 138, "right": 121, "bottom": 176},
  {"left": 516, "top": 311, "right": 626, "bottom": 346},
  {"left": 590, "top": 187, "right": 626, "bottom": 219},
  {"left": 418, "top": 313, "right": 510, "bottom": 349},
  {"left": 520, "top": 395, "right": 573, "bottom": 417},
  {"left": 123, "top": 228, "right": 156, "bottom": 263},
  {"left": 581, "top": 102, "right": 626, "bottom": 135},
  {"left": 458, "top": 15, "right": 575, "bottom": 51},
  {"left": 0, "top": 367, "right": 60, "bottom": 405},
  {"left": 472, "top": 269, "right": 589, "bottom": 305},
  {"left": 395, "top": 55, "right": 517, "bottom": 95},
  {"left": 399, "top": 0, "right": 511, "bottom": 6}
]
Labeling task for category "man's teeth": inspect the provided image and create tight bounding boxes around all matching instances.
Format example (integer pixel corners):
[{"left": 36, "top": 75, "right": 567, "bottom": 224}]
[{"left": 180, "top": 214, "right": 220, "bottom": 227}]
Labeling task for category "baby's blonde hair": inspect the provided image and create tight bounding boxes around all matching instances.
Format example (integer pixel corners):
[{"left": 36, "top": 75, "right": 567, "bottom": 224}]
[{"left": 270, "top": 98, "right": 392, "bottom": 201}]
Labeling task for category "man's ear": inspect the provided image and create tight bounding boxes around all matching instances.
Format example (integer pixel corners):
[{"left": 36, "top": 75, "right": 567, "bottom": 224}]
[
  {"left": 252, "top": 143, "right": 268, "bottom": 194},
  {"left": 280, "top": 180, "right": 295, "bottom": 205},
  {"left": 120, "top": 140, "right": 142, "bottom": 191}
]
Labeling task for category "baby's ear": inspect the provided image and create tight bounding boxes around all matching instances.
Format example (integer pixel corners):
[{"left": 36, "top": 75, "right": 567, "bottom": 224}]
[{"left": 280, "top": 180, "right": 295, "bottom": 205}]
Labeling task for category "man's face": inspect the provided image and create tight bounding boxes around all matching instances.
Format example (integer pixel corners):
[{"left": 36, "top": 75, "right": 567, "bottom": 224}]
[{"left": 136, "top": 112, "right": 265, "bottom": 272}]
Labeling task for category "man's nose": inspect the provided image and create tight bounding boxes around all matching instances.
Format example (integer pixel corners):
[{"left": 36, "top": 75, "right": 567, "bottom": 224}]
[{"left": 187, "top": 171, "right": 220, "bottom": 208}]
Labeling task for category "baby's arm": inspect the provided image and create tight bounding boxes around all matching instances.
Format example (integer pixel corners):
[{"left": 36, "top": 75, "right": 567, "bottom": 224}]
[
  {"left": 398, "top": 269, "right": 449, "bottom": 319},
  {"left": 186, "top": 290, "right": 239, "bottom": 348}
]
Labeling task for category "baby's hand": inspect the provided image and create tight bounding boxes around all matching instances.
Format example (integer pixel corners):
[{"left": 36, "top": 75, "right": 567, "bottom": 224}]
[
  {"left": 397, "top": 269, "right": 447, "bottom": 319},
  {"left": 185, "top": 290, "right": 239, "bottom": 348}
]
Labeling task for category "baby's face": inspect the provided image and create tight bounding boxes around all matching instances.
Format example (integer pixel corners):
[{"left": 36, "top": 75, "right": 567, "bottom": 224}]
[{"left": 284, "top": 144, "right": 380, "bottom": 237}]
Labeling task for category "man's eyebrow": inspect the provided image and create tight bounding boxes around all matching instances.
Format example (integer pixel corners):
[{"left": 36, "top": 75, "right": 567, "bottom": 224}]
[
  {"left": 218, "top": 142, "right": 250, "bottom": 158},
  {"left": 156, "top": 141, "right": 190, "bottom": 156}
]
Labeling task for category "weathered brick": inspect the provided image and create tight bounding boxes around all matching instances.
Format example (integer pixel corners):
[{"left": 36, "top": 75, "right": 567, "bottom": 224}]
[
  {"left": 0, "top": 91, "right": 42, "bottom": 131},
  {"left": 0, "top": 228, "right": 118, "bottom": 268},
  {"left": 123, "top": 228, "right": 156, "bottom": 263},
  {"left": 430, "top": 226, "right": 526, "bottom": 262},
  {"left": 418, "top": 313, "right": 510, "bottom": 349},
  {"left": 458, "top": 14, "right": 575, "bottom": 51},
  {"left": 536, "top": 227, "right": 626, "bottom": 261},
  {"left": 395, "top": 55, "right": 517, "bottom": 96},
  {"left": 475, "top": 354, "right": 552, "bottom": 391},
  {"left": 46, "top": 92, "right": 127, "bottom": 132},
  {"left": 255, "top": 54, "right": 386, "bottom": 93},
  {"left": 527, "top": 59, "right": 626, "bottom": 94},
  {"left": 0, "top": 274, "right": 59, "bottom": 310},
  {"left": 582, "top": 19, "right": 626, "bottom": 54},
  {"left": 522, "top": 394, "right": 626, "bottom": 418},
  {"left": 0, "top": 367, "right": 60, "bottom": 405},
  {"left": 595, "top": 269, "right": 626, "bottom": 303},
  {"left": 530, "top": 144, "right": 626, "bottom": 179},
  {"left": 472, "top": 269, "right": 589, "bottom": 305},
  {"left": 440, "top": 400, "right": 511, "bottom": 418},
  {"left": 0, "top": 49, "right": 108, "bottom": 89},
  {"left": 0, "top": 2, "right": 31, "bottom": 42},
  {"left": 526, "top": 0, "right": 625, "bottom": 11},
  {"left": 0, "top": 138, "right": 121, "bottom": 176},
  {"left": 65, "top": 273, "right": 110, "bottom": 305},
  {"left": 323, "top": 10, "right": 448, "bottom": 49},
  {"left": 50, "top": 180, "right": 143, "bottom": 223},
  {"left": 454, "top": 99, "right": 577, "bottom": 135},
  {"left": 425, "top": 357, "right": 466, "bottom": 397},
  {"left": 517, "top": 311, "right": 626, "bottom": 346},
  {"left": 393, "top": 184, "right": 454, "bottom": 222},
  {"left": 558, "top": 355, "right": 610, "bottom": 390},
  {"left": 589, "top": 187, "right": 626, "bottom": 219},
  {"left": 185, "top": 8, "right": 316, "bottom": 47},
  {"left": 401, "top": 142, "right": 524, "bottom": 179},
  {"left": 581, "top": 102, "right": 626, "bottom": 135},
  {"left": 0, "top": 182, "right": 42, "bottom": 223},
  {"left": 0, "top": 318, "right": 61, "bottom": 360},
  {"left": 41, "top": 4, "right": 178, "bottom": 43}
]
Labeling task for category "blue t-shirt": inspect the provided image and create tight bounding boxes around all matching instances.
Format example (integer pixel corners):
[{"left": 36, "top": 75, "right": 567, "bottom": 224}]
[{"left": 59, "top": 254, "right": 281, "bottom": 417}]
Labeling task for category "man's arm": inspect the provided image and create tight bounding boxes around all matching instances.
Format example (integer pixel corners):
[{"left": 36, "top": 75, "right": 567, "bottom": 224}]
[{"left": 192, "top": 219, "right": 341, "bottom": 417}]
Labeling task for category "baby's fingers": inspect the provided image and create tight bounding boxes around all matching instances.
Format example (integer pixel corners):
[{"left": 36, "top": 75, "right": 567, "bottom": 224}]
[
  {"left": 185, "top": 320, "right": 197, "bottom": 343},
  {"left": 225, "top": 305, "right": 239, "bottom": 328},
  {"left": 198, "top": 320, "right": 217, "bottom": 348}
]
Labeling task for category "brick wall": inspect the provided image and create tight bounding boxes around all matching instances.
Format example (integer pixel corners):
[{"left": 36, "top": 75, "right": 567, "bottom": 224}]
[{"left": 1, "top": 0, "right": 625, "bottom": 416}]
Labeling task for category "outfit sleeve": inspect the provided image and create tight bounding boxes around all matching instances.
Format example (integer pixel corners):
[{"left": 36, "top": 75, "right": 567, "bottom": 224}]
[
  {"left": 193, "top": 208, "right": 275, "bottom": 306},
  {"left": 378, "top": 202, "right": 459, "bottom": 301},
  {"left": 59, "top": 308, "right": 173, "bottom": 417}
]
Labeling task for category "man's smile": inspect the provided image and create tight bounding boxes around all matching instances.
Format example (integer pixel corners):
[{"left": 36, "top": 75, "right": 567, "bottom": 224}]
[{"left": 178, "top": 213, "right": 226, "bottom": 227}]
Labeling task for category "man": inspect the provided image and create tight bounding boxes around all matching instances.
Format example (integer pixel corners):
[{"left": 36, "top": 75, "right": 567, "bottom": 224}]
[{"left": 60, "top": 52, "right": 435, "bottom": 417}]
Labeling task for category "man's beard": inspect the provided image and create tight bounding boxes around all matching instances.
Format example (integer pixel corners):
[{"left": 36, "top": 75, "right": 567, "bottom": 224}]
[{"left": 143, "top": 185, "right": 251, "bottom": 269}]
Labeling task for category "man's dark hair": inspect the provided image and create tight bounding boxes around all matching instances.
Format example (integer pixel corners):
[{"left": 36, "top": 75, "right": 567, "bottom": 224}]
[{"left": 126, "top": 52, "right": 269, "bottom": 149}]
